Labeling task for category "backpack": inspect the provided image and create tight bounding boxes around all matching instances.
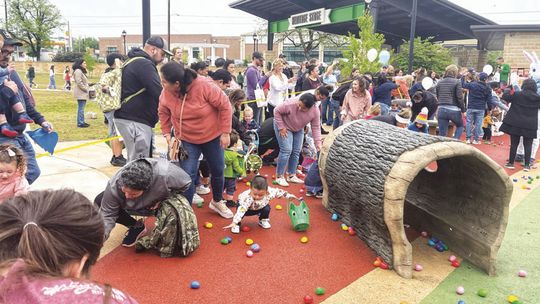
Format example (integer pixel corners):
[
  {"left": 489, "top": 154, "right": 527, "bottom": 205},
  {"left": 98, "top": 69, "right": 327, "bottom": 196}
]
[
  {"left": 331, "top": 80, "right": 352, "bottom": 105},
  {"left": 136, "top": 193, "right": 200, "bottom": 257}
]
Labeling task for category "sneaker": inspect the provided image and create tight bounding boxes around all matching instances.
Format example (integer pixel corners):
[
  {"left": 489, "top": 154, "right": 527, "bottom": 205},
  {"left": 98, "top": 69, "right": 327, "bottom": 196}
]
[
  {"left": 209, "top": 199, "right": 233, "bottom": 218},
  {"left": 0, "top": 124, "right": 18, "bottom": 137},
  {"left": 472, "top": 140, "right": 481, "bottom": 145},
  {"left": 77, "top": 123, "right": 90, "bottom": 128},
  {"left": 259, "top": 219, "right": 271, "bottom": 229},
  {"left": 231, "top": 224, "right": 240, "bottom": 234},
  {"left": 524, "top": 165, "right": 531, "bottom": 172},
  {"left": 515, "top": 154, "right": 524, "bottom": 162},
  {"left": 305, "top": 191, "right": 315, "bottom": 197},
  {"left": 275, "top": 177, "right": 289, "bottom": 187},
  {"left": 110, "top": 155, "right": 127, "bottom": 167},
  {"left": 196, "top": 184, "right": 211, "bottom": 195},
  {"left": 287, "top": 175, "right": 304, "bottom": 184},
  {"left": 17, "top": 112, "right": 33, "bottom": 123},
  {"left": 225, "top": 200, "right": 237, "bottom": 208},
  {"left": 504, "top": 162, "right": 515, "bottom": 169},
  {"left": 122, "top": 221, "right": 147, "bottom": 247},
  {"left": 315, "top": 191, "right": 324, "bottom": 199},
  {"left": 193, "top": 193, "right": 204, "bottom": 205},
  {"left": 321, "top": 128, "right": 329, "bottom": 135},
  {"left": 465, "top": 139, "right": 471, "bottom": 144}
]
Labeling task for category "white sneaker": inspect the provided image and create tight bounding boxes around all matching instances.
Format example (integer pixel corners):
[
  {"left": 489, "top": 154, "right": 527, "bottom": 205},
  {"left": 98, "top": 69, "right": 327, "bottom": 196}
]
[
  {"left": 196, "top": 184, "right": 211, "bottom": 195},
  {"left": 465, "top": 139, "right": 471, "bottom": 144},
  {"left": 231, "top": 224, "right": 240, "bottom": 234},
  {"left": 275, "top": 177, "right": 289, "bottom": 187},
  {"left": 259, "top": 219, "right": 271, "bottom": 229},
  {"left": 287, "top": 175, "right": 304, "bottom": 184},
  {"left": 472, "top": 140, "right": 481, "bottom": 145},
  {"left": 193, "top": 193, "right": 204, "bottom": 205},
  {"left": 209, "top": 200, "right": 233, "bottom": 218}
]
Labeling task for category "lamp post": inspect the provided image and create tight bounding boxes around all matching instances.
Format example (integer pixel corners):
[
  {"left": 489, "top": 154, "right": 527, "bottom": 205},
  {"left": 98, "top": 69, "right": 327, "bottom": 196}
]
[
  {"left": 122, "top": 30, "right": 127, "bottom": 55},
  {"left": 252, "top": 32, "right": 258, "bottom": 52}
]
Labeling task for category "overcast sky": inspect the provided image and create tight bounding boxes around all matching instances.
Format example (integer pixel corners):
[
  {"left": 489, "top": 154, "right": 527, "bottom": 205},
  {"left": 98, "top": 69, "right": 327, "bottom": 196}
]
[{"left": 41, "top": 0, "right": 540, "bottom": 38}]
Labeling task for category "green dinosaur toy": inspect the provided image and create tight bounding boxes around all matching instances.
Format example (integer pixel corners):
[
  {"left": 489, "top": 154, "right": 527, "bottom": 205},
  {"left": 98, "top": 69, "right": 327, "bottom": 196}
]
[{"left": 288, "top": 200, "right": 310, "bottom": 231}]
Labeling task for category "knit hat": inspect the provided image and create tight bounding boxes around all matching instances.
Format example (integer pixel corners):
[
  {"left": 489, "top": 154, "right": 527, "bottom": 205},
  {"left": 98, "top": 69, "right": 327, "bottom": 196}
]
[
  {"left": 479, "top": 72, "right": 488, "bottom": 81},
  {"left": 415, "top": 107, "right": 429, "bottom": 125}
]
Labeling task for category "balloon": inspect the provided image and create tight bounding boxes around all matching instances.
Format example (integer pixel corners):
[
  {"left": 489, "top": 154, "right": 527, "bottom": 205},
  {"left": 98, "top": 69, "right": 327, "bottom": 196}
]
[
  {"left": 483, "top": 64, "right": 493, "bottom": 75},
  {"left": 421, "top": 77, "right": 434, "bottom": 90},
  {"left": 367, "top": 48, "right": 378, "bottom": 62},
  {"left": 378, "top": 50, "right": 390, "bottom": 65}
]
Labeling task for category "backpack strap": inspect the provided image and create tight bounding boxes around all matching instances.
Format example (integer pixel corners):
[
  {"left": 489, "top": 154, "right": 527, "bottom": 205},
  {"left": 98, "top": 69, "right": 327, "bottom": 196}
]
[{"left": 121, "top": 56, "right": 147, "bottom": 104}]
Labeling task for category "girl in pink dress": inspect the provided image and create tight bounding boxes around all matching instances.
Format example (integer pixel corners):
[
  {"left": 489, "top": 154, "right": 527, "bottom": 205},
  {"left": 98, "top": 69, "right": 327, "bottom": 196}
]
[{"left": 0, "top": 144, "right": 28, "bottom": 203}]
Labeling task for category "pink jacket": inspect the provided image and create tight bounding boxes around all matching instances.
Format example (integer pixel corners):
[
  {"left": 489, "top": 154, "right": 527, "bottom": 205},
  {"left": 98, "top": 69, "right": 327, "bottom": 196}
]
[
  {"left": 158, "top": 77, "right": 232, "bottom": 144},
  {"left": 0, "top": 173, "right": 29, "bottom": 203},
  {"left": 274, "top": 98, "right": 322, "bottom": 146},
  {"left": 341, "top": 89, "right": 372, "bottom": 122}
]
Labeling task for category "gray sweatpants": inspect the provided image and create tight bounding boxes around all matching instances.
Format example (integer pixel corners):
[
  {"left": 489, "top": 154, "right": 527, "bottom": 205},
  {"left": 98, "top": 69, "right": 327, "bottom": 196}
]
[{"left": 114, "top": 118, "right": 153, "bottom": 162}]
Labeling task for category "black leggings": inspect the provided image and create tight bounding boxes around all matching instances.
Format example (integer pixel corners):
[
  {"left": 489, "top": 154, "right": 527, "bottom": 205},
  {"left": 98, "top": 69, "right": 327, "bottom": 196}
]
[
  {"left": 94, "top": 191, "right": 137, "bottom": 228},
  {"left": 509, "top": 135, "right": 533, "bottom": 166},
  {"left": 199, "top": 159, "right": 210, "bottom": 178}
]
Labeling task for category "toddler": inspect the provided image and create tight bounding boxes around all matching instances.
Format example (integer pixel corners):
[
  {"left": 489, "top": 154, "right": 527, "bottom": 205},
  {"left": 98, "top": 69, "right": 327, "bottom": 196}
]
[
  {"left": 364, "top": 103, "right": 381, "bottom": 120},
  {"left": 224, "top": 130, "right": 244, "bottom": 206},
  {"left": 482, "top": 110, "right": 493, "bottom": 144},
  {"left": 408, "top": 107, "right": 429, "bottom": 133},
  {"left": 0, "top": 144, "right": 29, "bottom": 203},
  {"left": 242, "top": 107, "right": 259, "bottom": 131},
  {"left": 389, "top": 100, "right": 401, "bottom": 115},
  {"left": 223, "top": 175, "right": 295, "bottom": 233},
  {"left": 0, "top": 63, "right": 33, "bottom": 137}
]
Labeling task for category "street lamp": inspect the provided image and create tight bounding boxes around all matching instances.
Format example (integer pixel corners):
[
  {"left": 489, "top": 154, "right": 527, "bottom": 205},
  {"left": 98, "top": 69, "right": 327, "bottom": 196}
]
[
  {"left": 252, "top": 32, "right": 258, "bottom": 52},
  {"left": 122, "top": 30, "right": 127, "bottom": 55}
]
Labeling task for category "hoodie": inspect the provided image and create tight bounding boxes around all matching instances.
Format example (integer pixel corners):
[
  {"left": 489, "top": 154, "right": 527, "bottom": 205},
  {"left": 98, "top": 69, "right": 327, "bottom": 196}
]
[{"left": 114, "top": 47, "right": 163, "bottom": 127}]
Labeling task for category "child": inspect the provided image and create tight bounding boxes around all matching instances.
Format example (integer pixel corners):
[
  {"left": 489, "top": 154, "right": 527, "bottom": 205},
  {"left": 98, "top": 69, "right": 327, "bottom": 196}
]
[
  {"left": 224, "top": 130, "right": 245, "bottom": 206},
  {"left": 0, "top": 144, "right": 29, "bottom": 203},
  {"left": 223, "top": 175, "right": 295, "bottom": 233},
  {"left": 389, "top": 100, "right": 401, "bottom": 115},
  {"left": 0, "top": 64, "right": 33, "bottom": 137},
  {"left": 408, "top": 107, "right": 429, "bottom": 133},
  {"left": 482, "top": 109, "right": 493, "bottom": 144},
  {"left": 242, "top": 107, "right": 259, "bottom": 131},
  {"left": 364, "top": 103, "right": 381, "bottom": 120}
]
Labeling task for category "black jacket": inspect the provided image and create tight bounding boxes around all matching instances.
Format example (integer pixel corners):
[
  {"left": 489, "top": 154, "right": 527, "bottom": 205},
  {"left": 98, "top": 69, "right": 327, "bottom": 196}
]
[
  {"left": 435, "top": 76, "right": 465, "bottom": 112},
  {"left": 500, "top": 90, "right": 540, "bottom": 138},
  {"left": 115, "top": 48, "right": 163, "bottom": 127},
  {"left": 412, "top": 91, "right": 438, "bottom": 120}
]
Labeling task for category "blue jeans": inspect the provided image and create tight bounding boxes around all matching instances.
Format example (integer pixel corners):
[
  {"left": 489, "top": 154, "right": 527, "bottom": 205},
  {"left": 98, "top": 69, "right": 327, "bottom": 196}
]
[
  {"left": 178, "top": 136, "right": 224, "bottom": 204},
  {"left": 0, "top": 134, "right": 40, "bottom": 184},
  {"left": 437, "top": 108, "right": 464, "bottom": 139},
  {"left": 77, "top": 99, "right": 86, "bottom": 126},
  {"left": 466, "top": 109, "right": 484, "bottom": 141},
  {"left": 331, "top": 99, "right": 341, "bottom": 129},
  {"left": 48, "top": 76, "right": 56, "bottom": 89},
  {"left": 321, "top": 97, "right": 333, "bottom": 124},
  {"left": 376, "top": 102, "right": 390, "bottom": 115},
  {"left": 248, "top": 102, "right": 263, "bottom": 125},
  {"left": 273, "top": 120, "right": 304, "bottom": 176}
]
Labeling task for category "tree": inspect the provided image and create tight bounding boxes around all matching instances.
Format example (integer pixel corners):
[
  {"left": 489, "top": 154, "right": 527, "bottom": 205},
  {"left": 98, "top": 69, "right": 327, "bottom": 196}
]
[
  {"left": 8, "top": 0, "right": 64, "bottom": 61},
  {"left": 275, "top": 28, "right": 347, "bottom": 61},
  {"left": 341, "top": 12, "right": 387, "bottom": 77},
  {"left": 83, "top": 53, "right": 96, "bottom": 75},
  {"left": 73, "top": 37, "right": 99, "bottom": 53},
  {"left": 392, "top": 37, "right": 452, "bottom": 74}
]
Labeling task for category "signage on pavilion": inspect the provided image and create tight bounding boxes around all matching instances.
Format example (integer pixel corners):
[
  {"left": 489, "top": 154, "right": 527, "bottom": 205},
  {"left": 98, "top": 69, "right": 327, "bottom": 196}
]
[{"left": 288, "top": 8, "right": 331, "bottom": 29}]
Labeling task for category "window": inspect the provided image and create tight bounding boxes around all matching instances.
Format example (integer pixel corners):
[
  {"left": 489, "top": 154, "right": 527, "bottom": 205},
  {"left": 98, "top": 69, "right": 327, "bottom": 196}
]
[{"left": 107, "top": 47, "right": 118, "bottom": 55}]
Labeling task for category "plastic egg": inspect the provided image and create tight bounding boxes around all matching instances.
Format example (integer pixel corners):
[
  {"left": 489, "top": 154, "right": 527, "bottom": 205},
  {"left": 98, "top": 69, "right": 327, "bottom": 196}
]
[
  {"left": 300, "top": 236, "right": 309, "bottom": 243},
  {"left": 245, "top": 238, "right": 254, "bottom": 245},
  {"left": 190, "top": 281, "right": 200, "bottom": 289},
  {"left": 246, "top": 250, "right": 254, "bottom": 257},
  {"left": 456, "top": 286, "right": 465, "bottom": 295}
]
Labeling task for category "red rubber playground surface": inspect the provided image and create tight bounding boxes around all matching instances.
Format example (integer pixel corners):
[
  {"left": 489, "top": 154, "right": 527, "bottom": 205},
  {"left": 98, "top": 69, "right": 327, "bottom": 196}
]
[{"left": 92, "top": 133, "right": 518, "bottom": 304}]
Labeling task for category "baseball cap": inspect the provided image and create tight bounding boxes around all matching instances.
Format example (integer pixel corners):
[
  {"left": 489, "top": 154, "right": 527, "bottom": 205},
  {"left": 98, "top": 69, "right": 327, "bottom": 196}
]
[
  {"left": 145, "top": 36, "right": 173, "bottom": 56},
  {"left": 0, "top": 29, "right": 23, "bottom": 46},
  {"left": 252, "top": 51, "right": 264, "bottom": 60},
  {"left": 479, "top": 72, "right": 488, "bottom": 81}
]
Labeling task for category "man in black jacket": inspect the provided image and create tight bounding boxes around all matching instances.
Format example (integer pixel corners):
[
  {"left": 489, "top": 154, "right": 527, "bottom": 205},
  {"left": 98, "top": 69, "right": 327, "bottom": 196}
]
[
  {"left": 114, "top": 36, "right": 171, "bottom": 161},
  {"left": 0, "top": 29, "right": 53, "bottom": 184}
]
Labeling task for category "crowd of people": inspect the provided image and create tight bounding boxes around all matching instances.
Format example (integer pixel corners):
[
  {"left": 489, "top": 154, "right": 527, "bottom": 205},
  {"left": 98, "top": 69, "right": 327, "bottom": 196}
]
[{"left": 2, "top": 28, "right": 540, "bottom": 301}]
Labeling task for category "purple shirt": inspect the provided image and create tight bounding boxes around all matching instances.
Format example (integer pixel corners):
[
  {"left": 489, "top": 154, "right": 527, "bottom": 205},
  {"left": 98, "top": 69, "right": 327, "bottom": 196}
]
[
  {"left": 245, "top": 65, "right": 261, "bottom": 101},
  {"left": 274, "top": 98, "right": 322, "bottom": 146},
  {"left": 0, "top": 259, "right": 138, "bottom": 304}
]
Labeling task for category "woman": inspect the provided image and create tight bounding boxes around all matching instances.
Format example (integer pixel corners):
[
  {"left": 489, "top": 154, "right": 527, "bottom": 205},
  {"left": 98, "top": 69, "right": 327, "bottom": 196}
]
[
  {"left": 267, "top": 58, "right": 296, "bottom": 118},
  {"left": 501, "top": 78, "right": 540, "bottom": 171},
  {"left": 47, "top": 64, "right": 56, "bottom": 89},
  {"left": 210, "top": 68, "right": 232, "bottom": 91},
  {"left": 0, "top": 189, "right": 138, "bottom": 303},
  {"left": 72, "top": 59, "right": 90, "bottom": 128},
  {"left": 340, "top": 77, "right": 372, "bottom": 123},
  {"left": 371, "top": 108, "right": 412, "bottom": 128},
  {"left": 301, "top": 64, "right": 322, "bottom": 91},
  {"left": 224, "top": 59, "right": 241, "bottom": 90},
  {"left": 158, "top": 61, "right": 233, "bottom": 218},
  {"left": 273, "top": 93, "right": 321, "bottom": 187},
  {"left": 171, "top": 47, "right": 183, "bottom": 63},
  {"left": 190, "top": 61, "right": 209, "bottom": 77},
  {"left": 435, "top": 64, "right": 465, "bottom": 139},
  {"left": 372, "top": 74, "right": 398, "bottom": 115}
]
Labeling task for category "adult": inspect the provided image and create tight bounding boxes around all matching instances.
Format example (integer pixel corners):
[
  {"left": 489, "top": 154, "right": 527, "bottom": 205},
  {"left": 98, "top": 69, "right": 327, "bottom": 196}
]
[
  {"left": 223, "top": 59, "right": 241, "bottom": 90},
  {"left": 97, "top": 53, "right": 127, "bottom": 167},
  {"left": 330, "top": 69, "right": 360, "bottom": 129},
  {"left": 340, "top": 77, "right": 372, "bottom": 123},
  {"left": 236, "top": 71, "right": 244, "bottom": 89},
  {"left": 322, "top": 61, "right": 339, "bottom": 126},
  {"left": 372, "top": 74, "right": 398, "bottom": 115},
  {"left": 214, "top": 57, "right": 226, "bottom": 69},
  {"left": 371, "top": 108, "right": 412, "bottom": 128},
  {"left": 115, "top": 35, "right": 170, "bottom": 161},
  {"left": 435, "top": 64, "right": 465, "bottom": 139},
  {"left": 267, "top": 58, "right": 295, "bottom": 118},
  {"left": 158, "top": 62, "right": 233, "bottom": 218},
  {"left": 26, "top": 63, "right": 36, "bottom": 88},
  {"left": 500, "top": 79, "right": 540, "bottom": 171},
  {"left": 0, "top": 31, "right": 53, "bottom": 184},
  {"left": 273, "top": 93, "right": 321, "bottom": 187},
  {"left": 245, "top": 51, "right": 265, "bottom": 124},
  {"left": 497, "top": 57, "right": 511, "bottom": 86},
  {"left": 72, "top": 59, "right": 90, "bottom": 128},
  {"left": 210, "top": 69, "right": 232, "bottom": 91},
  {"left": 410, "top": 89, "right": 438, "bottom": 121},
  {"left": 462, "top": 71, "right": 491, "bottom": 144},
  {"left": 47, "top": 64, "right": 56, "bottom": 89},
  {"left": 0, "top": 189, "right": 138, "bottom": 303},
  {"left": 171, "top": 47, "right": 183, "bottom": 63},
  {"left": 258, "top": 117, "right": 279, "bottom": 165},
  {"left": 280, "top": 54, "right": 294, "bottom": 79},
  {"left": 190, "top": 61, "right": 209, "bottom": 77},
  {"left": 301, "top": 64, "right": 322, "bottom": 91},
  {"left": 96, "top": 158, "right": 191, "bottom": 246}
]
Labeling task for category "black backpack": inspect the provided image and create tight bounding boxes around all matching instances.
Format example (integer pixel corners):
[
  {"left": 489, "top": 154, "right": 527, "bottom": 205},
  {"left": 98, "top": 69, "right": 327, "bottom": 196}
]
[{"left": 332, "top": 80, "right": 353, "bottom": 105}]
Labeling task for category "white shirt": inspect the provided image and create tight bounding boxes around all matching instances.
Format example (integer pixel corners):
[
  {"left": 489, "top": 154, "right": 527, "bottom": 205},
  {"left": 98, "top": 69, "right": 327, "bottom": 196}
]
[{"left": 267, "top": 73, "right": 294, "bottom": 107}]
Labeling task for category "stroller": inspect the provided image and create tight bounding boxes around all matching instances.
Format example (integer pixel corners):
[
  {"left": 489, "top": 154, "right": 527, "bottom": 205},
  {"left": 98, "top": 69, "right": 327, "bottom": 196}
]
[{"left": 243, "top": 130, "right": 263, "bottom": 176}]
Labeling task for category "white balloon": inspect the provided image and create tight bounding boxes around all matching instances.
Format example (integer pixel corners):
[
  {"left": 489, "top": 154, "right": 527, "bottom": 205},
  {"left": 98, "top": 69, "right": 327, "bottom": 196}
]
[
  {"left": 483, "top": 64, "right": 493, "bottom": 75},
  {"left": 367, "top": 48, "right": 378, "bottom": 62},
  {"left": 378, "top": 50, "right": 390, "bottom": 65},
  {"left": 421, "top": 77, "right": 434, "bottom": 90}
]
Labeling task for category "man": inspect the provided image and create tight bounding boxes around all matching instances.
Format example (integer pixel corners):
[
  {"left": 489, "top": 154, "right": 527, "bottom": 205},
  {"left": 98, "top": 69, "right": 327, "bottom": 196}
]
[
  {"left": 95, "top": 158, "right": 191, "bottom": 246},
  {"left": 0, "top": 29, "right": 53, "bottom": 184},
  {"left": 462, "top": 71, "right": 491, "bottom": 144},
  {"left": 497, "top": 57, "right": 511, "bottom": 86},
  {"left": 245, "top": 51, "right": 264, "bottom": 124},
  {"left": 114, "top": 35, "right": 171, "bottom": 161},
  {"left": 280, "top": 54, "right": 293, "bottom": 79}
]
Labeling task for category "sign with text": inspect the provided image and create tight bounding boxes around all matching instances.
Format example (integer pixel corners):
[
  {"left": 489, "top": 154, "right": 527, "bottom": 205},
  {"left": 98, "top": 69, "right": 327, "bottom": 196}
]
[{"left": 288, "top": 8, "right": 331, "bottom": 29}]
